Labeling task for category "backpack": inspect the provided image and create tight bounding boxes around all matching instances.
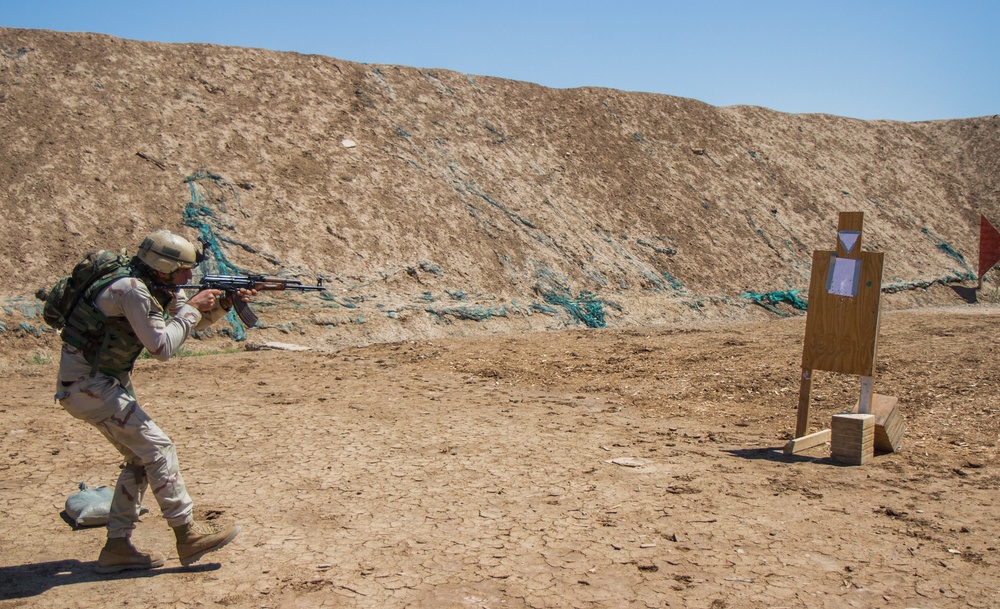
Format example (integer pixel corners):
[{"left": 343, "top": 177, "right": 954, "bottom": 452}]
[{"left": 40, "top": 250, "right": 130, "bottom": 330}]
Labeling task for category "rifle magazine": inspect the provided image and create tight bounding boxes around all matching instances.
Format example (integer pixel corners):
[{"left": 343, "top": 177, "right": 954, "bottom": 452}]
[{"left": 233, "top": 298, "right": 259, "bottom": 327}]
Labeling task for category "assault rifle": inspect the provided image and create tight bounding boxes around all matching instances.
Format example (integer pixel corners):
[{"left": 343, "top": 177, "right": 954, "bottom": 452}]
[{"left": 157, "top": 274, "right": 327, "bottom": 327}]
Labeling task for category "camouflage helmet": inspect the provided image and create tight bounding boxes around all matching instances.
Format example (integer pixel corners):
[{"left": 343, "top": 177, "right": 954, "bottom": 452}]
[{"left": 136, "top": 230, "right": 200, "bottom": 274}]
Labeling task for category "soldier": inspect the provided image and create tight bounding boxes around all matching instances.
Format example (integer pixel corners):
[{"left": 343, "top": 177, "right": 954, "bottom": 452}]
[{"left": 54, "top": 230, "right": 256, "bottom": 573}]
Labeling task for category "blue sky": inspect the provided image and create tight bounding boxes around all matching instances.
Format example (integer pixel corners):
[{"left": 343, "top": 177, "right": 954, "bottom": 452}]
[{"left": 4, "top": 1, "right": 998, "bottom": 122}]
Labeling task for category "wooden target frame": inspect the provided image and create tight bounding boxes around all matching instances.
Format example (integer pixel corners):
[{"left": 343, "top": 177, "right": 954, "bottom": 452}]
[{"left": 794, "top": 211, "right": 885, "bottom": 439}]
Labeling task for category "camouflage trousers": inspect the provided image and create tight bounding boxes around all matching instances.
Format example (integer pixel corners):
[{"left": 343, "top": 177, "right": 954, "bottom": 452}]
[{"left": 58, "top": 375, "right": 194, "bottom": 538}]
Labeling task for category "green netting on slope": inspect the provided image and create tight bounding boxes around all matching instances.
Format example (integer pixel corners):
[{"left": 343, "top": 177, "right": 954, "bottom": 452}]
[
  {"left": 2, "top": 297, "right": 43, "bottom": 319},
  {"left": 20, "top": 321, "right": 47, "bottom": 337},
  {"left": 532, "top": 265, "right": 607, "bottom": 328},
  {"left": 181, "top": 170, "right": 250, "bottom": 340},
  {"left": 540, "top": 289, "right": 606, "bottom": 328},
  {"left": 0, "top": 298, "right": 49, "bottom": 336},
  {"left": 444, "top": 161, "right": 537, "bottom": 230},
  {"left": 400, "top": 292, "right": 565, "bottom": 325},
  {"left": 635, "top": 238, "right": 677, "bottom": 256},
  {"left": 182, "top": 170, "right": 249, "bottom": 276},
  {"left": 425, "top": 305, "right": 511, "bottom": 322},
  {"left": 920, "top": 227, "right": 974, "bottom": 273},
  {"left": 662, "top": 271, "right": 685, "bottom": 292},
  {"left": 882, "top": 273, "right": 975, "bottom": 293},
  {"left": 318, "top": 292, "right": 360, "bottom": 308},
  {"left": 741, "top": 290, "right": 808, "bottom": 317}
]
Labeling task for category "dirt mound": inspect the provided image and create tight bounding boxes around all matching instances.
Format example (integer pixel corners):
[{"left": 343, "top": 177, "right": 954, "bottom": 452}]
[{"left": 1, "top": 27, "right": 998, "bottom": 351}]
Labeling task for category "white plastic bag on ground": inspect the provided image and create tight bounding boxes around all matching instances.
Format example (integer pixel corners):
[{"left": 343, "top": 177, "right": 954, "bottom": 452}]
[{"left": 64, "top": 482, "right": 112, "bottom": 527}]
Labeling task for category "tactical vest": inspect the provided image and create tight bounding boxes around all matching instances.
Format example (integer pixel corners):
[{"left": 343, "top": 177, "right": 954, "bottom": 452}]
[{"left": 60, "top": 261, "right": 173, "bottom": 377}]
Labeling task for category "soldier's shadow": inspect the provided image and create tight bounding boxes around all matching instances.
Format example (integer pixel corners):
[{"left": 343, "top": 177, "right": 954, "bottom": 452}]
[{"left": 0, "top": 559, "right": 220, "bottom": 599}]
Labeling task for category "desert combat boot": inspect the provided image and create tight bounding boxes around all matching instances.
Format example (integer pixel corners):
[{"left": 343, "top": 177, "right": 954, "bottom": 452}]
[
  {"left": 96, "top": 536, "right": 166, "bottom": 574},
  {"left": 173, "top": 520, "right": 240, "bottom": 566}
]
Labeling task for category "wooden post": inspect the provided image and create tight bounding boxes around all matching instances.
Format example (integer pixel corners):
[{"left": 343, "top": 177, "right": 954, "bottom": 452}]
[
  {"left": 858, "top": 376, "right": 873, "bottom": 415},
  {"left": 796, "top": 369, "right": 813, "bottom": 438}
]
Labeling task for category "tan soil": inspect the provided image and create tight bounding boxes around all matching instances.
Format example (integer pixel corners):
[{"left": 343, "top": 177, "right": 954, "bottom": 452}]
[
  {"left": 2, "top": 307, "right": 998, "bottom": 608},
  {"left": 1, "top": 27, "right": 999, "bottom": 609}
]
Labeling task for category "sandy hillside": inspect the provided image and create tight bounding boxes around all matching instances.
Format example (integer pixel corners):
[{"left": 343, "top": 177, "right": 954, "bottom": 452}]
[{"left": 1, "top": 27, "right": 998, "bottom": 349}]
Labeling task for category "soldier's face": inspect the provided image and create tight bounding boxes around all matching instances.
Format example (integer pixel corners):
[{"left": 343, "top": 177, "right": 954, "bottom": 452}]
[{"left": 166, "top": 267, "right": 194, "bottom": 285}]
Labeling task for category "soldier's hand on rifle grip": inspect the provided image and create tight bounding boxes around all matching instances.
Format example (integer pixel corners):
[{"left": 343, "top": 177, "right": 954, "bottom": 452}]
[{"left": 188, "top": 289, "right": 225, "bottom": 312}]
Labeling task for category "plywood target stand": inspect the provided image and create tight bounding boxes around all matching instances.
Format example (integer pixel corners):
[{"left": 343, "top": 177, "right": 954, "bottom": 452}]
[{"left": 784, "top": 211, "right": 903, "bottom": 462}]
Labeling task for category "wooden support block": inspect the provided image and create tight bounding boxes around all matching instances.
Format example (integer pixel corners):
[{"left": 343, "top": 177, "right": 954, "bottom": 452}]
[
  {"left": 831, "top": 436, "right": 875, "bottom": 454},
  {"left": 851, "top": 394, "right": 904, "bottom": 452},
  {"left": 831, "top": 413, "right": 875, "bottom": 465},
  {"left": 783, "top": 429, "right": 831, "bottom": 455},
  {"left": 831, "top": 438, "right": 875, "bottom": 454}
]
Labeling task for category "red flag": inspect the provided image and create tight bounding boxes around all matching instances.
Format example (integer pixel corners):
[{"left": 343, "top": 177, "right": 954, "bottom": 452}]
[{"left": 980, "top": 215, "right": 1000, "bottom": 280}]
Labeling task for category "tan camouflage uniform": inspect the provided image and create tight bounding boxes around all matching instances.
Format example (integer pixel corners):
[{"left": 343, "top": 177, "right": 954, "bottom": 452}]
[{"left": 55, "top": 276, "right": 230, "bottom": 538}]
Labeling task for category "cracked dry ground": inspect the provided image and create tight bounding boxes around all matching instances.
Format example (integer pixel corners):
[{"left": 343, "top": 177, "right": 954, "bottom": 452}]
[{"left": 1, "top": 307, "right": 998, "bottom": 609}]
